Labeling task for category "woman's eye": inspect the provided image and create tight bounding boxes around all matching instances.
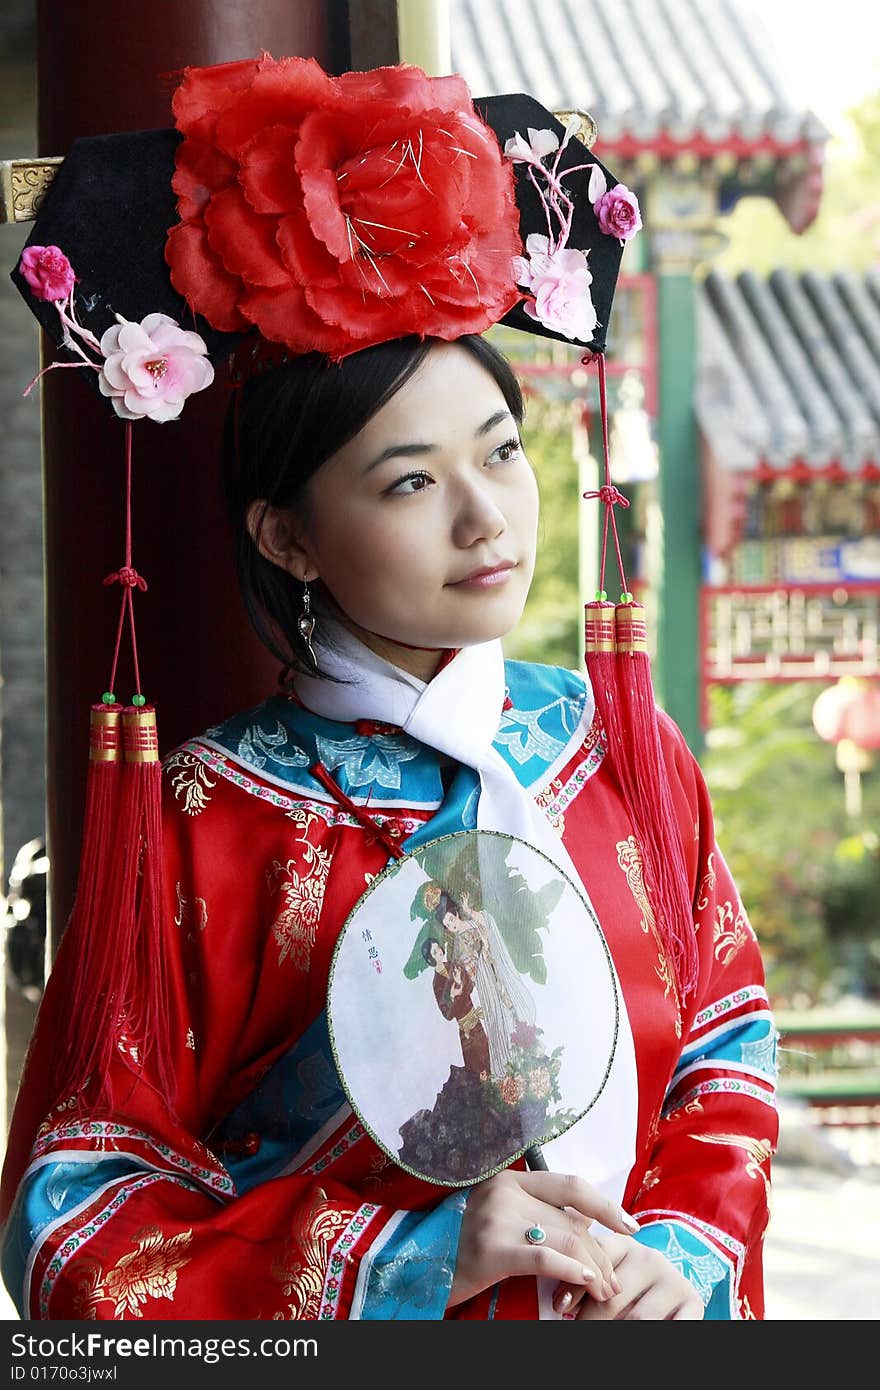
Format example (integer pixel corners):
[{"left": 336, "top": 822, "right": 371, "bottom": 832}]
[
  {"left": 491, "top": 437, "right": 522, "bottom": 464},
  {"left": 388, "top": 471, "right": 433, "bottom": 495}
]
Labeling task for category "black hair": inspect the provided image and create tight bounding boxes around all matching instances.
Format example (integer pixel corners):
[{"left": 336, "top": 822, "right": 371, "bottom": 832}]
[
  {"left": 433, "top": 891, "right": 456, "bottom": 926},
  {"left": 421, "top": 935, "right": 444, "bottom": 965},
  {"left": 222, "top": 334, "right": 524, "bottom": 680}
]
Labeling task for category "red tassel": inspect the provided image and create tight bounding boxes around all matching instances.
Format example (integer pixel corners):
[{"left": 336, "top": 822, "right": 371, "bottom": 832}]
[
  {"left": 607, "top": 600, "right": 698, "bottom": 1002},
  {"left": 582, "top": 353, "right": 698, "bottom": 1005},
  {"left": 51, "top": 705, "right": 173, "bottom": 1111},
  {"left": 50, "top": 704, "right": 122, "bottom": 1106}
]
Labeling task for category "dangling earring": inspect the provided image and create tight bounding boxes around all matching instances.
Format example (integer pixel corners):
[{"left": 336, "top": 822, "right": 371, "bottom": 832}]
[{"left": 297, "top": 577, "right": 319, "bottom": 674}]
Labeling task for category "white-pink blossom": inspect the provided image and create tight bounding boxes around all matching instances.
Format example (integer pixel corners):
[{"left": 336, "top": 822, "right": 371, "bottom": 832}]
[
  {"left": 513, "top": 234, "right": 597, "bottom": 342},
  {"left": 503, "top": 126, "right": 560, "bottom": 165},
  {"left": 98, "top": 313, "right": 214, "bottom": 422}
]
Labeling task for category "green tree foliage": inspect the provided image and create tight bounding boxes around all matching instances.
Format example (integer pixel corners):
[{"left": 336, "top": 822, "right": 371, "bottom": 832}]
[
  {"left": 503, "top": 392, "right": 582, "bottom": 671},
  {"left": 701, "top": 681, "right": 880, "bottom": 1007}
]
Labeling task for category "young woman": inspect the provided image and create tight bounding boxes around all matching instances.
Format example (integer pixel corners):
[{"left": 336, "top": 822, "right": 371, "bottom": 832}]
[
  {"left": 0, "top": 330, "right": 777, "bottom": 1321},
  {"left": 1, "top": 50, "right": 776, "bottom": 1321}
]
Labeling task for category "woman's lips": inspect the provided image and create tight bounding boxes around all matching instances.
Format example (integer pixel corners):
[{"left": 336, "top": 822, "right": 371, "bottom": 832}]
[{"left": 449, "top": 562, "right": 516, "bottom": 589}]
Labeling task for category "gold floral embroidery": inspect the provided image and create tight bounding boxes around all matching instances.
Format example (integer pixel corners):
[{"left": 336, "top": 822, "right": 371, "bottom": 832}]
[
  {"left": 112, "top": 1005, "right": 141, "bottom": 1066},
  {"left": 166, "top": 753, "right": 216, "bottom": 815},
  {"left": 267, "top": 812, "right": 334, "bottom": 970},
  {"left": 690, "top": 1133, "right": 774, "bottom": 1207},
  {"left": 535, "top": 775, "right": 565, "bottom": 835},
  {"left": 185, "top": 1028, "right": 196, "bottom": 1051},
  {"left": 694, "top": 851, "right": 716, "bottom": 919},
  {"left": 639, "top": 1166, "right": 661, "bottom": 1194},
  {"left": 271, "top": 1192, "right": 353, "bottom": 1319},
  {"left": 73, "top": 1228, "right": 193, "bottom": 1318},
  {"left": 117, "top": 1034, "right": 139, "bottom": 1066},
  {"left": 713, "top": 898, "right": 751, "bottom": 965},
  {"left": 617, "top": 836, "right": 655, "bottom": 932},
  {"left": 174, "top": 882, "right": 208, "bottom": 941},
  {"left": 45, "top": 1093, "right": 81, "bottom": 1129},
  {"left": 739, "top": 1293, "right": 757, "bottom": 1319},
  {"left": 105, "top": 1227, "right": 192, "bottom": 1317},
  {"left": 616, "top": 836, "right": 682, "bottom": 1037},
  {"left": 71, "top": 1257, "right": 104, "bottom": 1320},
  {"left": 361, "top": 1151, "right": 396, "bottom": 1191}
]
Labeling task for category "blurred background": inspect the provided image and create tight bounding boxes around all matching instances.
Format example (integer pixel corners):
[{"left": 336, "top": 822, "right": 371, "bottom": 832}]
[{"left": 1, "top": 0, "right": 878, "bottom": 1319}]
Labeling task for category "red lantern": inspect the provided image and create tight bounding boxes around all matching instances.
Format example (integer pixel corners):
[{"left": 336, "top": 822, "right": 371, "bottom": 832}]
[
  {"left": 812, "top": 677, "right": 880, "bottom": 748},
  {"left": 812, "top": 677, "right": 880, "bottom": 817}
]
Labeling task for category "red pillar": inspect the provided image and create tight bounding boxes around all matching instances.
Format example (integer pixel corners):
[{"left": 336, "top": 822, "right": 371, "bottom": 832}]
[{"left": 37, "top": 1, "right": 349, "bottom": 948}]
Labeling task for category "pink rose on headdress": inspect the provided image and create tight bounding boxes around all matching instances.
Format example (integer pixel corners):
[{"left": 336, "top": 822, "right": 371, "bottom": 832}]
[
  {"left": 593, "top": 183, "right": 642, "bottom": 242},
  {"left": 166, "top": 54, "right": 522, "bottom": 359},
  {"left": 513, "top": 234, "right": 597, "bottom": 342},
  {"left": 98, "top": 313, "right": 214, "bottom": 422},
  {"left": 19, "top": 245, "right": 77, "bottom": 302}
]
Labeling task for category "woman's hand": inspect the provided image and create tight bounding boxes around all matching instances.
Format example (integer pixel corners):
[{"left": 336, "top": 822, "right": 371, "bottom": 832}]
[
  {"left": 555, "top": 1232, "right": 705, "bottom": 1320},
  {"left": 447, "top": 1169, "right": 641, "bottom": 1310}
]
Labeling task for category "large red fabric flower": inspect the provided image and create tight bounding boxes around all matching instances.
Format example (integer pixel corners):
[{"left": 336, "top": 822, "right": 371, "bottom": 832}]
[{"left": 165, "top": 54, "right": 524, "bottom": 359}]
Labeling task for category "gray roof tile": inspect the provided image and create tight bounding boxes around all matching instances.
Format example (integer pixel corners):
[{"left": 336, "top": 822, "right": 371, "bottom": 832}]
[
  {"left": 451, "top": 0, "right": 828, "bottom": 147},
  {"left": 699, "top": 271, "right": 880, "bottom": 471},
  {"left": 834, "top": 271, "right": 880, "bottom": 363}
]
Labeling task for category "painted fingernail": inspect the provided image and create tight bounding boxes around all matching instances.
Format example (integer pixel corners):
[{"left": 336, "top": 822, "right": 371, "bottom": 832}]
[
  {"left": 581, "top": 1266, "right": 597, "bottom": 1282},
  {"left": 611, "top": 1275, "right": 623, "bottom": 1295},
  {"left": 621, "top": 1212, "right": 640, "bottom": 1233},
  {"left": 555, "top": 1290, "right": 573, "bottom": 1313}
]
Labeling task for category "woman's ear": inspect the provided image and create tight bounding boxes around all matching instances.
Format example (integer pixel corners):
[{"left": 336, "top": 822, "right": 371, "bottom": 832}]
[{"left": 246, "top": 500, "right": 317, "bottom": 583}]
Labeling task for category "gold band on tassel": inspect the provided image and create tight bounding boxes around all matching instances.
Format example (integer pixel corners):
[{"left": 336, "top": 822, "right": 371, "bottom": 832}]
[
  {"left": 89, "top": 704, "right": 122, "bottom": 763},
  {"left": 615, "top": 602, "right": 649, "bottom": 655},
  {"left": 585, "top": 602, "right": 617, "bottom": 655},
  {"left": 122, "top": 706, "right": 159, "bottom": 764}
]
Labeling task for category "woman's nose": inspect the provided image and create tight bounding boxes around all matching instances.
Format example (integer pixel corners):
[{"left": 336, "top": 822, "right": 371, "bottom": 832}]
[{"left": 451, "top": 479, "right": 507, "bottom": 547}]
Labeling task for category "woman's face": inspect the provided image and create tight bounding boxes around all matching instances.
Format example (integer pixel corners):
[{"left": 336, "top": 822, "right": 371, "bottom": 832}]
[{"left": 289, "top": 343, "right": 539, "bottom": 672}]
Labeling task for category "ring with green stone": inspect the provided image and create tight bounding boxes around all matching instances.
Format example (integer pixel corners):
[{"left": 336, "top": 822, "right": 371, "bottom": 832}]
[{"left": 525, "top": 1224, "right": 547, "bottom": 1245}]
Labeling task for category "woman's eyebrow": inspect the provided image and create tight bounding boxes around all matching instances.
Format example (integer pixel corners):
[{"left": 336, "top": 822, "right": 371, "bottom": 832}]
[
  {"left": 362, "top": 410, "right": 514, "bottom": 474},
  {"left": 475, "top": 409, "right": 514, "bottom": 436}
]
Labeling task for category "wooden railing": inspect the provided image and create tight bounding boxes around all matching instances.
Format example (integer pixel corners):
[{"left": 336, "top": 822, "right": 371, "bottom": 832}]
[{"left": 776, "top": 1013, "right": 880, "bottom": 1121}]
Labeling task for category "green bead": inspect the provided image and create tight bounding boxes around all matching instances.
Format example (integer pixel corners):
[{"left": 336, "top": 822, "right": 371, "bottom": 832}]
[
  {"left": 131, "top": 694, "right": 147, "bottom": 707},
  {"left": 595, "top": 589, "right": 607, "bottom": 602},
  {"left": 101, "top": 692, "right": 116, "bottom": 705},
  {"left": 620, "top": 591, "right": 633, "bottom": 603}
]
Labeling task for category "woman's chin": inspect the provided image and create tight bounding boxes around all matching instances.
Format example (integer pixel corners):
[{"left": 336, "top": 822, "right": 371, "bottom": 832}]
[
  {"left": 417, "top": 613, "right": 523, "bottom": 650},
  {"left": 347, "top": 594, "right": 528, "bottom": 654},
  {"left": 437, "top": 587, "right": 530, "bottom": 645}
]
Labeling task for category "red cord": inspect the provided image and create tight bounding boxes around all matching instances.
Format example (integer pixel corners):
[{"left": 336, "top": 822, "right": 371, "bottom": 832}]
[
  {"left": 310, "top": 761, "right": 406, "bottom": 860},
  {"left": 104, "top": 423, "right": 146, "bottom": 698},
  {"left": 581, "top": 354, "right": 630, "bottom": 596}
]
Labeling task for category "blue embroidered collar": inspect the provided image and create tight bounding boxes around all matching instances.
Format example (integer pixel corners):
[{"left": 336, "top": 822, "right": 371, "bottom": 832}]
[{"left": 194, "top": 659, "right": 592, "bottom": 811}]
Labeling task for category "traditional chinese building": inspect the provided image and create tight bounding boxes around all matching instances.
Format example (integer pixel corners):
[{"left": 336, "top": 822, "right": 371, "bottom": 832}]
[
  {"left": 451, "top": 0, "right": 874, "bottom": 750},
  {"left": 698, "top": 267, "right": 880, "bottom": 723},
  {"left": 0, "top": 0, "right": 874, "bottom": 1034}
]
